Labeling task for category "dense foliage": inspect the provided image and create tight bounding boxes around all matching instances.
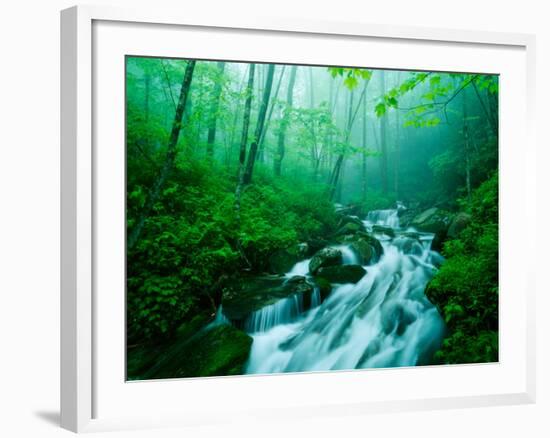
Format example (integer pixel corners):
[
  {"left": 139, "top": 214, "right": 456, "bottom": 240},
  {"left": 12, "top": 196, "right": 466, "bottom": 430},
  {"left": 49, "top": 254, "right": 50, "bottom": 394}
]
[
  {"left": 127, "top": 159, "right": 337, "bottom": 341},
  {"left": 427, "top": 173, "right": 498, "bottom": 363}
]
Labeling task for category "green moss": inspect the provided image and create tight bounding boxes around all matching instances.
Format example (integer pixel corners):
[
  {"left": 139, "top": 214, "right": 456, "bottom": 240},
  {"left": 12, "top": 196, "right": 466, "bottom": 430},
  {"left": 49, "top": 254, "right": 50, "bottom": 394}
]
[
  {"left": 314, "top": 277, "right": 332, "bottom": 301},
  {"left": 222, "top": 275, "right": 313, "bottom": 321},
  {"left": 142, "top": 324, "right": 253, "bottom": 379},
  {"left": 127, "top": 313, "right": 210, "bottom": 380},
  {"left": 315, "top": 265, "right": 366, "bottom": 284}
]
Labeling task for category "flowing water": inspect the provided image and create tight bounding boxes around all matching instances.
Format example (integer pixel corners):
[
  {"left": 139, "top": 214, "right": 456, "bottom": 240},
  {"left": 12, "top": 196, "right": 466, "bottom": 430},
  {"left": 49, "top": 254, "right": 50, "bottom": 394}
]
[{"left": 234, "top": 209, "right": 445, "bottom": 374}]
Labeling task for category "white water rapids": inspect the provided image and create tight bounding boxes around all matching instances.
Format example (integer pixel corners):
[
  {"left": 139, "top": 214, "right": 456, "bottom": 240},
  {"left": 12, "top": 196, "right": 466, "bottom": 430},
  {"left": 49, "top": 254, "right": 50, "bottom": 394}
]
[{"left": 231, "top": 209, "right": 446, "bottom": 374}]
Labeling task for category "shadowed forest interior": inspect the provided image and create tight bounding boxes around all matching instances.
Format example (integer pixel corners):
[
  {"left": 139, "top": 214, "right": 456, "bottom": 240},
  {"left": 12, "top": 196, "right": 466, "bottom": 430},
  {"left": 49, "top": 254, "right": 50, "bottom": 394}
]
[{"left": 126, "top": 57, "right": 498, "bottom": 380}]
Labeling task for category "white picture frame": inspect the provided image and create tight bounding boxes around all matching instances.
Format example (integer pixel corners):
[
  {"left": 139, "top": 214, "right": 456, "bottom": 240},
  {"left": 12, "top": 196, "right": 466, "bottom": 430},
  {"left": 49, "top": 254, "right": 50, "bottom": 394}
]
[{"left": 60, "top": 4, "right": 536, "bottom": 433}]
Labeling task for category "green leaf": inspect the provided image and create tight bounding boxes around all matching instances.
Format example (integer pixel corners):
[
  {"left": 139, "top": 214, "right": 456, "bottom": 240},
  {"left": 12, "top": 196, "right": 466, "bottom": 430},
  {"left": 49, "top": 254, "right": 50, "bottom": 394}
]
[
  {"left": 386, "top": 97, "right": 398, "bottom": 108},
  {"left": 429, "top": 75, "right": 441, "bottom": 87},
  {"left": 344, "top": 75, "right": 358, "bottom": 90},
  {"left": 375, "top": 102, "right": 386, "bottom": 117}
]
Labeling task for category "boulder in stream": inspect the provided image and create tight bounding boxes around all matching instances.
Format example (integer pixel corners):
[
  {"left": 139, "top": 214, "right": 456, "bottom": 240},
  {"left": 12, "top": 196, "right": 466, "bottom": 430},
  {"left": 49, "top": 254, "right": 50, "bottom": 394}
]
[
  {"left": 315, "top": 264, "right": 366, "bottom": 284},
  {"left": 372, "top": 224, "right": 395, "bottom": 237},
  {"left": 305, "top": 238, "right": 330, "bottom": 257},
  {"left": 309, "top": 247, "right": 343, "bottom": 275},
  {"left": 349, "top": 239, "right": 374, "bottom": 265},
  {"left": 340, "top": 233, "right": 383, "bottom": 263},
  {"left": 268, "top": 243, "right": 309, "bottom": 275},
  {"left": 223, "top": 275, "right": 313, "bottom": 322},
  {"left": 314, "top": 277, "right": 333, "bottom": 301},
  {"left": 410, "top": 207, "right": 451, "bottom": 252},
  {"left": 334, "top": 221, "right": 362, "bottom": 237}
]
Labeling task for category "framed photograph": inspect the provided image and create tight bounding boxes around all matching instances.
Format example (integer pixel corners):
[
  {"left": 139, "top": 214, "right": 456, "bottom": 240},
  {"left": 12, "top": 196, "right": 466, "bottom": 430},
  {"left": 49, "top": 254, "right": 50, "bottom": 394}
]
[{"left": 61, "top": 4, "right": 536, "bottom": 433}]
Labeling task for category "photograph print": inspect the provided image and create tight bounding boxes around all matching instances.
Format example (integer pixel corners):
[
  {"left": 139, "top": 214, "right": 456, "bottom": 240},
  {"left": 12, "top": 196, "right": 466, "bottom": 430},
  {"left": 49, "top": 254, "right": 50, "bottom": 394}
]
[{"left": 126, "top": 56, "right": 499, "bottom": 380}]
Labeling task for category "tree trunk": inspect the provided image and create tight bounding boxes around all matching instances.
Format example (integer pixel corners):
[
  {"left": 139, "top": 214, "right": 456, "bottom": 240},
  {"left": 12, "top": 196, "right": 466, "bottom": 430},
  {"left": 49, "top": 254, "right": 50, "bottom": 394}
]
[
  {"left": 128, "top": 60, "right": 196, "bottom": 250},
  {"left": 328, "top": 77, "right": 371, "bottom": 202},
  {"left": 243, "top": 64, "right": 275, "bottom": 185},
  {"left": 329, "top": 88, "right": 355, "bottom": 200},
  {"left": 274, "top": 66, "right": 297, "bottom": 176},
  {"left": 462, "top": 86, "right": 472, "bottom": 203},
  {"left": 328, "top": 154, "right": 344, "bottom": 200},
  {"left": 206, "top": 61, "right": 225, "bottom": 158},
  {"left": 258, "top": 65, "right": 286, "bottom": 162},
  {"left": 379, "top": 70, "right": 388, "bottom": 193},
  {"left": 309, "top": 67, "right": 315, "bottom": 108},
  {"left": 235, "top": 64, "right": 256, "bottom": 220},
  {"left": 393, "top": 72, "right": 401, "bottom": 198},
  {"left": 225, "top": 68, "right": 248, "bottom": 168},
  {"left": 144, "top": 73, "right": 150, "bottom": 124}
]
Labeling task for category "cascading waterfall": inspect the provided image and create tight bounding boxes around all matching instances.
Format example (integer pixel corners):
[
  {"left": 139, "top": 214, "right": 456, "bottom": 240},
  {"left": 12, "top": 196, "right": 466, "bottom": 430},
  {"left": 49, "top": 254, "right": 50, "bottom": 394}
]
[
  {"left": 364, "top": 209, "right": 400, "bottom": 229},
  {"left": 285, "top": 259, "right": 310, "bottom": 278},
  {"left": 244, "top": 294, "right": 304, "bottom": 333},
  {"left": 333, "top": 244, "right": 359, "bottom": 265},
  {"left": 207, "top": 304, "right": 230, "bottom": 328},
  {"left": 244, "top": 208, "right": 446, "bottom": 374}
]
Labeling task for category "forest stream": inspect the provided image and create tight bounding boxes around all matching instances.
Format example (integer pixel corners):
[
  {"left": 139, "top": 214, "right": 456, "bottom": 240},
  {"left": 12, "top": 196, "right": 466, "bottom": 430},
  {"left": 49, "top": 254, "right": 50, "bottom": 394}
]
[{"left": 216, "top": 208, "right": 446, "bottom": 373}]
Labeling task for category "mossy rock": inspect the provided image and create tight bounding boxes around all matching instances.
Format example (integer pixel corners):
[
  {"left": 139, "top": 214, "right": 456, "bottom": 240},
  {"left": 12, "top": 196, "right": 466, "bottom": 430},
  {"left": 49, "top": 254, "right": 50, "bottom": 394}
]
[
  {"left": 411, "top": 208, "right": 450, "bottom": 234},
  {"left": 372, "top": 225, "right": 395, "bottom": 237},
  {"left": 340, "top": 232, "right": 383, "bottom": 262},
  {"left": 315, "top": 264, "right": 366, "bottom": 284},
  {"left": 309, "top": 247, "right": 343, "bottom": 275},
  {"left": 127, "top": 313, "right": 210, "bottom": 380},
  {"left": 334, "top": 222, "right": 362, "bottom": 237},
  {"left": 447, "top": 212, "right": 471, "bottom": 239},
  {"left": 142, "top": 324, "right": 253, "bottom": 379},
  {"left": 314, "top": 277, "right": 332, "bottom": 301},
  {"left": 306, "top": 238, "right": 330, "bottom": 257},
  {"left": 336, "top": 214, "right": 364, "bottom": 228},
  {"left": 268, "top": 244, "right": 308, "bottom": 275},
  {"left": 349, "top": 239, "right": 374, "bottom": 265},
  {"left": 223, "top": 275, "right": 313, "bottom": 321},
  {"left": 410, "top": 208, "right": 452, "bottom": 252}
]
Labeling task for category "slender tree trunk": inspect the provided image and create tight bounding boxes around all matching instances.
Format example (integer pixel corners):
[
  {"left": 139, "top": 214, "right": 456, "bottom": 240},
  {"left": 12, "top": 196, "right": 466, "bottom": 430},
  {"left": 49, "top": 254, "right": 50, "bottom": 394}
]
[
  {"left": 183, "top": 92, "right": 193, "bottom": 154},
  {"left": 243, "top": 64, "right": 275, "bottom": 184},
  {"left": 394, "top": 108, "right": 400, "bottom": 198},
  {"left": 393, "top": 72, "right": 401, "bottom": 199},
  {"left": 328, "top": 76, "right": 370, "bottom": 201},
  {"left": 328, "top": 154, "right": 344, "bottom": 200},
  {"left": 487, "top": 88, "right": 498, "bottom": 137},
  {"left": 206, "top": 61, "right": 225, "bottom": 158},
  {"left": 470, "top": 81, "right": 493, "bottom": 138},
  {"left": 235, "top": 64, "right": 256, "bottom": 220},
  {"left": 336, "top": 160, "right": 345, "bottom": 203},
  {"left": 379, "top": 70, "right": 388, "bottom": 193},
  {"left": 225, "top": 68, "right": 248, "bottom": 168},
  {"left": 309, "top": 67, "right": 315, "bottom": 108},
  {"left": 329, "top": 88, "right": 355, "bottom": 200},
  {"left": 136, "top": 72, "right": 152, "bottom": 159},
  {"left": 258, "top": 65, "right": 286, "bottom": 162},
  {"left": 144, "top": 73, "right": 150, "bottom": 124},
  {"left": 274, "top": 66, "right": 297, "bottom": 176},
  {"left": 128, "top": 60, "right": 196, "bottom": 250},
  {"left": 462, "top": 87, "right": 472, "bottom": 203}
]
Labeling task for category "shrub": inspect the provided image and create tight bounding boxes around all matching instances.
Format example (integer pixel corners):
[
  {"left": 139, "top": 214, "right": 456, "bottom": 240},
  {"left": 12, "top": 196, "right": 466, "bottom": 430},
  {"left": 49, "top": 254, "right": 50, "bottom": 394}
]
[{"left": 426, "top": 172, "right": 498, "bottom": 364}]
